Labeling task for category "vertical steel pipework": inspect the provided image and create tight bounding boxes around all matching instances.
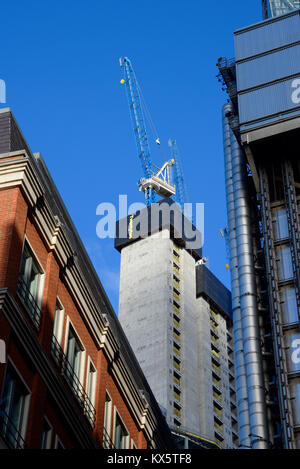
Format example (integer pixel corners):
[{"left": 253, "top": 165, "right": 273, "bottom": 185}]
[
  {"left": 230, "top": 133, "right": 269, "bottom": 449},
  {"left": 222, "top": 103, "right": 251, "bottom": 448}
]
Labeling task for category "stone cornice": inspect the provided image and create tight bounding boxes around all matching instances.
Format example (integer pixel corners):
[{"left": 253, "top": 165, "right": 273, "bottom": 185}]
[{"left": 0, "top": 152, "right": 170, "bottom": 448}]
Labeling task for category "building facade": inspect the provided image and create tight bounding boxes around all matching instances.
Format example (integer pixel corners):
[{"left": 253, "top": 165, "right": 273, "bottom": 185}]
[
  {"left": 0, "top": 108, "right": 173, "bottom": 450},
  {"left": 115, "top": 202, "right": 239, "bottom": 449},
  {"left": 262, "top": 0, "right": 300, "bottom": 19},
  {"left": 218, "top": 7, "right": 300, "bottom": 449}
]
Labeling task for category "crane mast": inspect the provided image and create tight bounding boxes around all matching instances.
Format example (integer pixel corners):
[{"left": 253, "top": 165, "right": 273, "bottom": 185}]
[
  {"left": 170, "top": 139, "right": 188, "bottom": 212},
  {"left": 120, "top": 57, "right": 155, "bottom": 205}
]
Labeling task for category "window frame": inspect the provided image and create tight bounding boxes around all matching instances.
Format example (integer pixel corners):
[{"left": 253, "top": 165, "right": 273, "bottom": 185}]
[
  {"left": 17, "top": 236, "right": 46, "bottom": 327},
  {"left": 0, "top": 358, "right": 31, "bottom": 448},
  {"left": 103, "top": 391, "right": 113, "bottom": 448},
  {"left": 40, "top": 416, "right": 53, "bottom": 449},
  {"left": 63, "top": 317, "right": 86, "bottom": 387},
  {"left": 52, "top": 297, "right": 65, "bottom": 346},
  {"left": 85, "top": 357, "right": 97, "bottom": 424},
  {"left": 54, "top": 435, "right": 65, "bottom": 449},
  {"left": 112, "top": 408, "right": 130, "bottom": 450}
]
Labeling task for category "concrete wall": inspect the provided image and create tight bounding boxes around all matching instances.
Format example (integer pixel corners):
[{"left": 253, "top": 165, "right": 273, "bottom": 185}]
[
  {"left": 119, "top": 229, "right": 238, "bottom": 447},
  {"left": 119, "top": 231, "right": 171, "bottom": 414}
]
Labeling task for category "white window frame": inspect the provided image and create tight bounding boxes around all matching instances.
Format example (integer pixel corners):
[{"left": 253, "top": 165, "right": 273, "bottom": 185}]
[
  {"left": 85, "top": 357, "right": 97, "bottom": 423},
  {"left": 103, "top": 391, "right": 113, "bottom": 448},
  {"left": 18, "top": 236, "right": 46, "bottom": 317},
  {"left": 54, "top": 435, "right": 65, "bottom": 449},
  {"left": 63, "top": 317, "right": 86, "bottom": 386},
  {"left": 131, "top": 439, "right": 137, "bottom": 449},
  {"left": 112, "top": 407, "right": 130, "bottom": 449},
  {"left": 1, "top": 357, "right": 31, "bottom": 446},
  {"left": 53, "top": 297, "right": 65, "bottom": 345},
  {"left": 41, "top": 416, "right": 53, "bottom": 449}
]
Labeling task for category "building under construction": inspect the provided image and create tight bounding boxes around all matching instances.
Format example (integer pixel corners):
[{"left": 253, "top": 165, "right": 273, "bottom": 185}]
[
  {"left": 218, "top": 3, "right": 300, "bottom": 449},
  {"left": 115, "top": 200, "right": 239, "bottom": 449}
]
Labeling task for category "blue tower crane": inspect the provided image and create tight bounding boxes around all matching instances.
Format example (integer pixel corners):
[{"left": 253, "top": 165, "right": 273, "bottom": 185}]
[
  {"left": 120, "top": 57, "right": 156, "bottom": 206},
  {"left": 169, "top": 139, "right": 188, "bottom": 213}
]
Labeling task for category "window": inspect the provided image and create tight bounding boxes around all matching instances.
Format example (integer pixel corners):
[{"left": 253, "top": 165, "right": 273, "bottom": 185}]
[
  {"left": 173, "top": 402, "right": 181, "bottom": 419},
  {"left": 86, "top": 360, "right": 97, "bottom": 425},
  {"left": 41, "top": 418, "right": 53, "bottom": 449},
  {"left": 276, "top": 246, "right": 294, "bottom": 281},
  {"left": 54, "top": 436, "right": 64, "bottom": 449},
  {"left": 114, "top": 413, "right": 129, "bottom": 449},
  {"left": 18, "top": 241, "right": 44, "bottom": 328},
  {"left": 280, "top": 288, "right": 298, "bottom": 324},
  {"left": 51, "top": 300, "right": 65, "bottom": 361},
  {"left": 103, "top": 393, "right": 112, "bottom": 448},
  {"left": 273, "top": 209, "right": 289, "bottom": 241},
  {"left": 0, "top": 362, "right": 30, "bottom": 449},
  {"left": 53, "top": 300, "right": 64, "bottom": 344},
  {"left": 64, "top": 324, "right": 85, "bottom": 393}
]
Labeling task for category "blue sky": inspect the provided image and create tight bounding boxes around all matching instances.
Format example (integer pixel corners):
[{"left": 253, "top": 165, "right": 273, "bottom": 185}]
[{"left": 1, "top": 0, "right": 261, "bottom": 312}]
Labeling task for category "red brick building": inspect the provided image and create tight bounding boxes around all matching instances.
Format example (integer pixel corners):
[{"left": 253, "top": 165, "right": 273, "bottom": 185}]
[{"left": 0, "top": 108, "right": 173, "bottom": 449}]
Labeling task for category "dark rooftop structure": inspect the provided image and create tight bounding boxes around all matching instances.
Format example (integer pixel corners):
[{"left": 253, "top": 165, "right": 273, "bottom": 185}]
[{"left": 196, "top": 264, "right": 232, "bottom": 320}]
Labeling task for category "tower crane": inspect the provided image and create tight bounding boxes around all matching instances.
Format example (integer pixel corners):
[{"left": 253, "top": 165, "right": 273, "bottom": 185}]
[
  {"left": 169, "top": 139, "right": 188, "bottom": 213},
  {"left": 120, "top": 57, "right": 175, "bottom": 206}
]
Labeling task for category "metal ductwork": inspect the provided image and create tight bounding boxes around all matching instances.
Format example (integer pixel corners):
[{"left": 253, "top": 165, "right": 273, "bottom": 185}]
[
  {"left": 229, "top": 128, "right": 269, "bottom": 449},
  {"left": 222, "top": 103, "right": 251, "bottom": 448}
]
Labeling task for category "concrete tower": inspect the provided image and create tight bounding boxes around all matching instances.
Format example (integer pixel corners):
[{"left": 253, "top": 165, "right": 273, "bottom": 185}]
[{"left": 115, "top": 200, "right": 239, "bottom": 448}]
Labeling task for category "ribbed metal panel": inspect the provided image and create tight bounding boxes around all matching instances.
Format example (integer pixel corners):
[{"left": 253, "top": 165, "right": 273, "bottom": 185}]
[
  {"left": 234, "top": 11, "right": 300, "bottom": 61},
  {"left": 238, "top": 75, "right": 300, "bottom": 125},
  {"left": 237, "top": 44, "right": 300, "bottom": 91}
]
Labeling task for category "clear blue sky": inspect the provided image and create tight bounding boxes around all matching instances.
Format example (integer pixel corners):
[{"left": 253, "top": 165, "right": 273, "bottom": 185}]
[{"left": 1, "top": 0, "right": 262, "bottom": 312}]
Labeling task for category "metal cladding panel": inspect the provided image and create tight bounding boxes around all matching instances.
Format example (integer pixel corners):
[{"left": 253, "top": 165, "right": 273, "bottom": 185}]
[
  {"left": 196, "top": 264, "right": 232, "bottom": 319},
  {"left": 237, "top": 43, "right": 300, "bottom": 91},
  {"left": 115, "top": 198, "right": 203, "bottom": 260},
  {"left": 238, "top": 75, "right": 300, "bottom": 125},
  {"left": 234, "top": 10, "right": 300, "bottom": 61}
]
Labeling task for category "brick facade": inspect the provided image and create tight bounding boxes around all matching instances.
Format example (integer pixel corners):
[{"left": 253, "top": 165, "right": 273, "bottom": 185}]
[{"left": 0, "top": 108, "right": 173, "bottom": 450}]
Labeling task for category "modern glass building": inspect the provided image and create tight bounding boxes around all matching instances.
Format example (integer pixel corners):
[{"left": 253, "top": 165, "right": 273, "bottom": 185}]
[{"left": 262, "top": 0, "right": 300, "bottom": 18}]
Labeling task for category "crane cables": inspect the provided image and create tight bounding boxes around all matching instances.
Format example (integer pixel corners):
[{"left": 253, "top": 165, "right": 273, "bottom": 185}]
[{"left": 134, "top": 76, "right": 168, "bottom": 164}]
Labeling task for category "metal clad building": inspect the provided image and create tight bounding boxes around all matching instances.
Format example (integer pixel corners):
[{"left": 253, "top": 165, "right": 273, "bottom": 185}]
[{"left": 218, "top": 7, "right": 300, "bottom": 450}]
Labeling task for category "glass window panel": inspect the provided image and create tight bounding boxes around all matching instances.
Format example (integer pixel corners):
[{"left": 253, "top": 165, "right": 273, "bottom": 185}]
[
  {"left": 273, "top": 209, "right": 289, "bottom": 241},
  {"left": 281, "top": 288, "right": 298, "bottom": 324},
  {"left": 0, "top": 364, "right": 29, "bottom": 449},
  {"left": 277, "top": 247, "right": 294, "bottom": 281},
  {"left": 114, "top": 414, "right": 128, "bottom": 449},
  {"left": 41, "top": 419, "right": 52, "bottom": 449},
  {"left": 65, "top": 326, "right": 82, "bottom": 390},
  {"left": 53, "top": 301, "right": 64, "bottom": 343},
  {"left": 87, "top": 363, "right": 96, "bottom": 403}
]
